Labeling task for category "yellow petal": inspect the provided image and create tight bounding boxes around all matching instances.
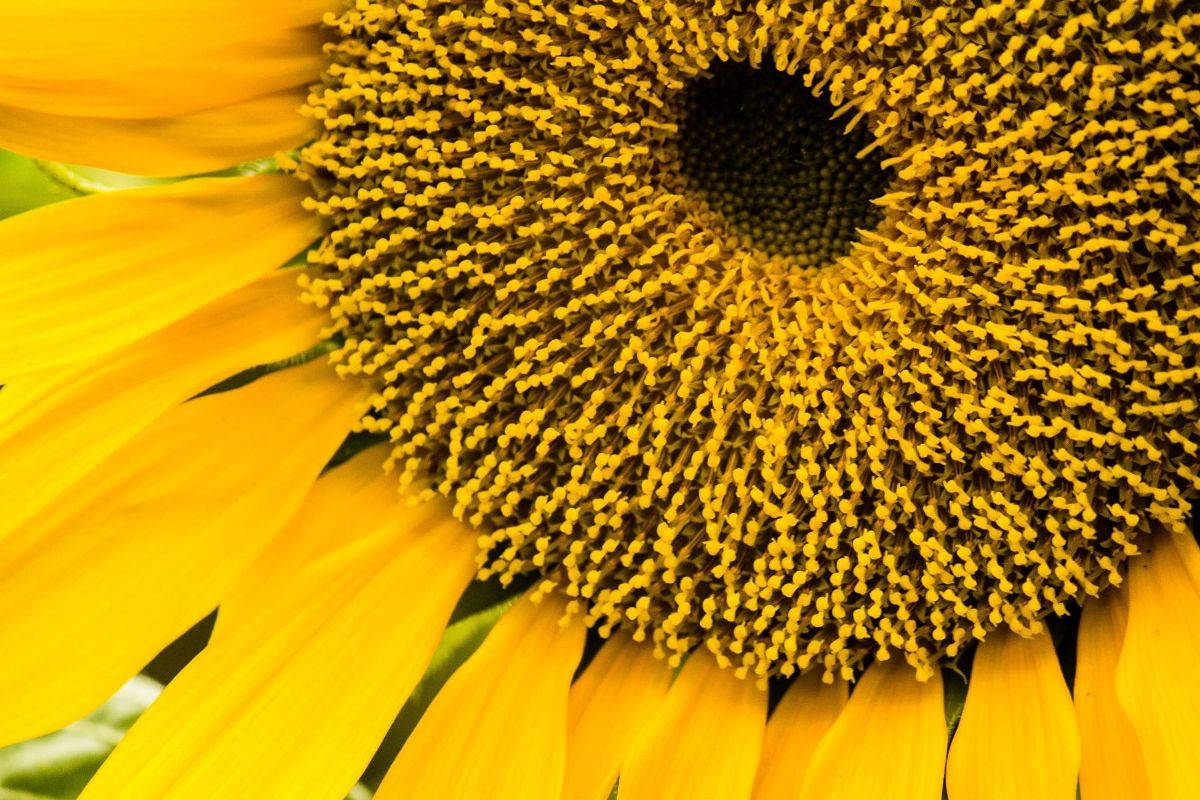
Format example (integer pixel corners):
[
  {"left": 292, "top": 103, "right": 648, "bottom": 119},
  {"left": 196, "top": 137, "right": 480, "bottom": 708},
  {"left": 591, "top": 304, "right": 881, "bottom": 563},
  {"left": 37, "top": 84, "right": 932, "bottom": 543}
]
[
  {"left": 1075, "top": 590, "right": 1152, "bottom": 800},
  {"left": 800, "top": 660, "right": 946, "bottom": 800},
  {"left": 0, "top": 1, "right": 327, "bottom": 118},
  {"left": 0, "top": 174, "right": 317, "bottom": 378},
  {"left": 0, "top": 90, "right": 314, "bottom": 177},
  {"left": 751, "top": 674, "right": 847, "bottom": 800},
  {"left": 0, "top": 364, "right": 89, "bottom": 425},
  {"left": 0, "top": 359, "right": 362, "bottom": 746},
  {"left": 375, "top": 596, "right": 586, "bottom": 800},
  {"left": 946, "top": 629, "right": 1079, "bottom": 800},
  {"left": 618, "top": 653, "right": 766, "bottom": 800},
  {"left": 562, "top": 634, "right": 673, "bottom": 800},
  {"left": 1116, "top": 531, "right": 1200, "bottom": 798},
  {"left": 79, "top": 451, "right": 477, "bottom": 800},
  {"left": 0, "top": 270, "right": 323, "bottom": 540}
]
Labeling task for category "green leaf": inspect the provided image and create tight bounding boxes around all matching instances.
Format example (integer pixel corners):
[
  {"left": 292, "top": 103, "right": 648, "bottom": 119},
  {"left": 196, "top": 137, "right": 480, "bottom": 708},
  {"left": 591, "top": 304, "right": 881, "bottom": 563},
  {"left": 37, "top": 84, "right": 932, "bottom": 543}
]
[
  {"left": 0, "top": 147, "right": 282, "bottom": 225},
  {"left": 0, "top": 677, "right": 158, "bottom": 799},
  {"left": 35, "top": 155, "right": 277, "bottom": 194},
  {"left": 0, "top": 150, "right": 80, "bottom": 220},
  {"left": 942, "top": 665, "right": 968, "bottom": 735},
  {"left": 0, "top": 676, "right": 373, "bottom": 799},
  {"left": 32, "top": 163, "right": 171, "bottom": 195},
  {"left": 0, "top": 149, "right": 176, "bottom": 222}
]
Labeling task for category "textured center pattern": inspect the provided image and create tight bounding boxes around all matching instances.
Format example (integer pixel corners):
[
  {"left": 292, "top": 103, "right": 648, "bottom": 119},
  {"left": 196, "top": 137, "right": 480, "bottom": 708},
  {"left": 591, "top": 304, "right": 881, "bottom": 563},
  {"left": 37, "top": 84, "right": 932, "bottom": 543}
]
[
  {"left": 677, "top": 59, "right": 890, "bottom": 261},
  {"left": 298, "top": 0, "right": 1200, "bottom": 681}
]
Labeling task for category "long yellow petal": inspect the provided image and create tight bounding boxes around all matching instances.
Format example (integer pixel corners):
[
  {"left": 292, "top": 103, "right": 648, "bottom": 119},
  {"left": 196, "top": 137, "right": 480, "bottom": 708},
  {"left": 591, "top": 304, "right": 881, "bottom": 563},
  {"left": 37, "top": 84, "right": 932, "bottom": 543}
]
[
  {"left": 0, "top": 1, "right": 327, "bottom": 118},
  {"left": 946, "top": 629, "right": 1079, "bottom": 800},
  {"left": 1075, "top": 590, "right": 1152, "bottom": 800},
  {"left": 0, "top": 364, "right": 89, "bottom": 425},
  {"left": 1116, "top": 531, "right": 1200, "bottom": 798},
  {"left": 751, "top": 674, "right": 847, "bottom": 800},
  {"left": 0, "top": 174, "right": 317, "bottom": 378},
  {"left": 800, "top": 660, "right": 946, "bottom": 800},
  {"left": 562, "top": 634, "right": 673, "bottom": 800},
  {"left": 0, "top": 270, "right": 323, "bottom": 540},
  {"left": 0, "top": 359, "right": 362, "bottom": 747},
  {"left": 618, "top": 653, "right": 766, "bottom": 800},
  {"left": 79, "top": 451, "right": 477, "bottom": 800},
  {"left": 375, "top": 596, "right": 586, "bottom": 800},
  {"left": 0, "top": 90, "right": 314, "bottom": 177}
]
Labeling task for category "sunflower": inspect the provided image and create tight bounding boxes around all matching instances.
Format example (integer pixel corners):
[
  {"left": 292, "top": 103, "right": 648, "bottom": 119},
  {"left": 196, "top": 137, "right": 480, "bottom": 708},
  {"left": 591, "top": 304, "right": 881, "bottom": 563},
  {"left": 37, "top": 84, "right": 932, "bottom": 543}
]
[{"left": 1, "top": 0, "right": 1198, "bottom": 798}]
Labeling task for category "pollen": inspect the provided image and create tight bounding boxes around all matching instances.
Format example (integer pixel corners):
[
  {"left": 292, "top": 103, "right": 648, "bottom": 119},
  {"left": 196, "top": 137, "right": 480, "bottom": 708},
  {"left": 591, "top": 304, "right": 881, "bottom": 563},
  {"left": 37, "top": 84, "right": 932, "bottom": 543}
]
[{"left": 296, "top": 0, "right": 1200, "bottom": 681}]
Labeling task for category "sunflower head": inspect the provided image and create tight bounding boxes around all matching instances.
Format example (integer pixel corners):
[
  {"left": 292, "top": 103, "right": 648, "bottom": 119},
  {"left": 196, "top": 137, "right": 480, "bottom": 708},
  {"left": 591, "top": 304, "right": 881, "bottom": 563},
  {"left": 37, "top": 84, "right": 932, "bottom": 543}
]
[
  {"left": 295, "top": 0, "right": 1200, "bottom": 682},
  {"left": 4, "top": 0, "right": 1200, "bottom": 799}
]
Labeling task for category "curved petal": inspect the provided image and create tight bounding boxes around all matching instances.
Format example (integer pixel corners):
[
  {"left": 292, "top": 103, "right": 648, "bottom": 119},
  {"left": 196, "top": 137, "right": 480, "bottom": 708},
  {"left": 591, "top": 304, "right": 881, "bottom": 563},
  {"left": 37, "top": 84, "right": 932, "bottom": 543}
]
[
  {"left": 0, "top": 90, "right": 314, "bottom": 177},
  {"left": 800, "top": 660, "right": 946, "bottom": 800},
  {"left": 751, "top": 673, "right": 847, "bottom": 800},
  {"left": 0, "top": 173, "right": 318, "bottom": 378},
  {"left": 375, "top": 596, "right": 586, "bottom": 800},
  {"left": 946, "top": 629, "right": 1079, "bottom": 800},
  {"left": 0, "top": 359, "right": 363, "bottom": 747},
  {"left": 562, "top": 634, "right": 672, "bottom": 800},
  {"left": 0, "top": 364, "right": 89, "bottom": 426},
  {"left": 1075, "top": 590, "right": 1152, "bottom": 800},
  {"left": 1116, "top": 531, "right": 1200, "bottom": 799},
  {"left": 0, "top": 1, "right": 328, "bottom": 118},
  {"left": 79, "top": 451, "right": 477, "bottom": 800},
  {"left": 618, "top": 654, "right": 766, "bottom": 800},
  {"left": 0, "top": 270, "right": 323, "bottom": 540}
]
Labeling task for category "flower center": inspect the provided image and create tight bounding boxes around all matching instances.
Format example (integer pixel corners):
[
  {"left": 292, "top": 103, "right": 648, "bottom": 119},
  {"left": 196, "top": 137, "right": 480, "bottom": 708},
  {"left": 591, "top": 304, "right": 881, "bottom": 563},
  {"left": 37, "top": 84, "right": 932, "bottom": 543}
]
[
  {"left": 675, "top": 60, "right": 889, "bottom": 263},
  {"left": 297, "top": 0, "right": 1200, "bottom": 683}
]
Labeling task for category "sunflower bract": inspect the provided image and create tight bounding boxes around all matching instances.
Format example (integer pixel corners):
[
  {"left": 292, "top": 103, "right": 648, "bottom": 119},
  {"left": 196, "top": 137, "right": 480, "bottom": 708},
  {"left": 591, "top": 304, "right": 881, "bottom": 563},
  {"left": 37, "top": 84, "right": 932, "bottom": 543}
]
[{"left": 298, "top": 0, "right": 1200, "bottom": 681}]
